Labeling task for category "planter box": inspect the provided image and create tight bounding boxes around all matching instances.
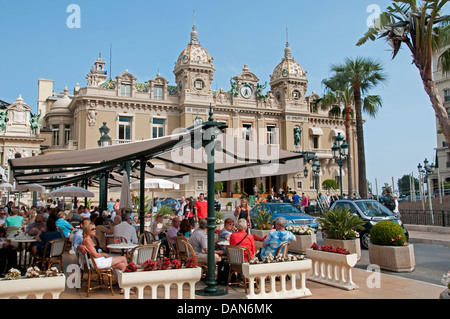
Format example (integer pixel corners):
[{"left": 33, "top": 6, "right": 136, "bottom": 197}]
[
  {"left": 118, "top": 267, "right": 202, "bottom": 299},
  {"left": 242, "top": 260, "right": 312, "bottom": 299},
  {"left": 368, "top": 243, "right": 415, "bottom": 272},
  {"left": 323, "top": 238, "right": 361, "bottom": 261},
  {"left": 289, "top": 233, "right": 317, "bottom": 254},
  {"left": 0, "top": 275, "right": 66, "bottom": 299},
  {"left": 305, "top": 249, "right": 359, "bottom": 290},
  {"left": 250, "top": 229, "right": 274, "bottom": 238}
]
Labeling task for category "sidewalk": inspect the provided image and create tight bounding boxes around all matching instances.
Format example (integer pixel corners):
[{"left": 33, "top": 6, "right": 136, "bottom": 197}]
[{"left": 406, "top": 224, "right": 450, "bottom": 246}]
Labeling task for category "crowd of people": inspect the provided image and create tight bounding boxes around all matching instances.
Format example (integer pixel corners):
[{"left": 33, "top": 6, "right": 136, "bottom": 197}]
[{"left": 0, "top": 192, "right": 301, "bottom": 291}]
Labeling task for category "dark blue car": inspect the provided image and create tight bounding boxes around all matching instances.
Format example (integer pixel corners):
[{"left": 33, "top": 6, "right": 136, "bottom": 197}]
[{"left": 250, "top": 203, "right": 318, "bottom": 231}]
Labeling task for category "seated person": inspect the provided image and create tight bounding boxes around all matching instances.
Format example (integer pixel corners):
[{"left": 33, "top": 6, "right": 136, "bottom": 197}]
[
  {"left": 0, "top": 227, "right": 17, "bottom": 276},
  {"left": 94, "top": 216, "right": 114, "bottom": 252},
  {"left": 31, "top": 219, "right": 63, "bottom": 259},
  {"left": 82, "top": 221, "right": 127, "bottom": 284},
  {"left": 189, "top": 218, "right": 222, "bottom": 264},
  {"left": 55, "top": 211, "right": 74, "bottom": 237},
  {"left": 229, "top": 218, "right": 255, "bottom": 261},
  {"left": 258, "top": 217, "right": 296, "bottom": 261},
  {"left": 4, "top": 209, "right": 23, "bottom": 227},
  {"left": 177, "top": 219, "right": 192, "bottom": 238},
  {"left": 113, "top": 213, "right": 138, "bottom": 244},
  {"left": 72, "top": 218, "right": 91, "bottom": 253},
  {"left": 25, "top": 214, "right": 46, "bottom": 237},
  {"left": 218, "top": 218, "right": 235, "bottom": 242}
]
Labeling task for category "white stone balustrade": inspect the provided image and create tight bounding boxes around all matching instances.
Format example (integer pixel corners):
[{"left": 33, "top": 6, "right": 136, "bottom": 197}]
[
  {"left": 0, "top": 275, "right": 66, "bottom": 299},
  {"left": 242, "top": 259, "right": 312, "bottom": 299},
  {"left": 305, "top": 249, "right": 359, "bottom": 290},
  {"left": 117, "top": 267, "right": 202, "bottom": 299}
]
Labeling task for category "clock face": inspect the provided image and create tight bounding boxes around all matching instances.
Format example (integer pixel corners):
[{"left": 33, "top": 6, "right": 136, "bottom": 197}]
[{"left": 240, "top": 84, "right": 253, "bottom": 99}]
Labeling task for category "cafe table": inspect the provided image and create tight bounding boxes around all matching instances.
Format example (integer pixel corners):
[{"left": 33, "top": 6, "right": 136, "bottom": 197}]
[
  {"left": 8, "top": 234, "right": 37, "bottom": 273},
  {"left": 106, "top": 243, "right": 139, "bottom": 256}
]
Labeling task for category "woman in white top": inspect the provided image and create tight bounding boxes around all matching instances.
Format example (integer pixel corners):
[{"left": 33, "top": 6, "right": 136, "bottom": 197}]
[{"left": 150, "top": 213, "right": 166, "bottom": 240}]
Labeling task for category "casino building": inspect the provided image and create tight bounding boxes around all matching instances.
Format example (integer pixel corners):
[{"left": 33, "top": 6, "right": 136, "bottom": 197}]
[{"left": 35, "top": 23, "right": 358, "bottom": 200}]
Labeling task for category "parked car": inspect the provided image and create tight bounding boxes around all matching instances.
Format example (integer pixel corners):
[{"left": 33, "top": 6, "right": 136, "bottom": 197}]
[
  {"left": 329, "top": 199, "right": 409, "bottom": 250},
  {"left": 159, "top": 198, "right": 180, "bottom": 213},
  {"left": 250, "top": 203, "right": 318, "bottom": 231}
]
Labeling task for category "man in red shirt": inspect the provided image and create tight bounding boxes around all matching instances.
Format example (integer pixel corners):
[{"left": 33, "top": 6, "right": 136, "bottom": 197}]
[
  {"left": 230, "top": 218, "right": 255, "bottom": 261},
  {"left": 194, "top": 193, "right": 208, "bottom": 220}
]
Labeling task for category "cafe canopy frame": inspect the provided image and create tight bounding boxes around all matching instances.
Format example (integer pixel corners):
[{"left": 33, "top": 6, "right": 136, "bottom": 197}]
[{"left": 9, "top": 126, "right": 304, "bottom": 188}]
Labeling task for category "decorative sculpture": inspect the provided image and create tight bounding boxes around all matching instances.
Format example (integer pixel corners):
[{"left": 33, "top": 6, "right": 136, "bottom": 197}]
[
  {"left": 256, "top": 82, "right": 267, "bottom": 102},
  {"left": 293, "top": 125, "right": 302, "bottom": 147},
  {"left": 229, "top": 79, "right": 238, "bottom": 97},
  {"left": 30, "top": 110, "right": 41, "bottom": 136},
  {"left": 0, "top": 110, "right": 8, "bottom": 132}
]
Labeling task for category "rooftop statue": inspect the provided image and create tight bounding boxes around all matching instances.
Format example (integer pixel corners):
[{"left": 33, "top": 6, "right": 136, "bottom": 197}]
[
  {"left": 0, "top": 110, "right": 8, "bottom": 132},
  {"left": 30, "top": 110, "right": 42, "bottom": 136}
]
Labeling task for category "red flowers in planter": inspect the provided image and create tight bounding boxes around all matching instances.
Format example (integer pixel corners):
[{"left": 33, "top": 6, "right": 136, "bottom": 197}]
[
  {"left": 171, "top": 259, "right": 182, "bottom": 269},
  {"left": 310, "top": 242, "right": 350, "bottom": 255},
  {"left": 185, "top": 257, "right": 197, "bottom": 268},
  {"left": 125, "top": 262, "right": 139, "bottom": 272},
  {"left": 143, "top": 259, "right": 157, "bottom": 271},
  {"left": 140, "top": 258, "right": 185, "bottom": 271}
]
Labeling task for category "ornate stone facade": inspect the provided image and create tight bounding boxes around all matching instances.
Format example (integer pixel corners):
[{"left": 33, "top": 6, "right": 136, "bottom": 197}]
[{"left": 37, "top": 24, "right": 358, "bottom": 199}]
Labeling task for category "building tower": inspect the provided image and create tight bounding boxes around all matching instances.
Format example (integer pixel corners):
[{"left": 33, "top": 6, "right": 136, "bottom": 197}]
[
  {"left": 173, "top": 19, "right": 215, "bottom": 98},
  {"left": 86, "top": 54, "right": 108, "bottom": 87}
]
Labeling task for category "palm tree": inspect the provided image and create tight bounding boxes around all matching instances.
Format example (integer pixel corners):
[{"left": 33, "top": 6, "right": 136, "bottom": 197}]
[
  {"left": 357, "top": 0, "right": 450, "bottom": 148},
  {"left": 312, "top": 84, "right": 355, "bottom": 197},
  {"left": 323, "top": 58, "right": 386, "bottom": 199}
]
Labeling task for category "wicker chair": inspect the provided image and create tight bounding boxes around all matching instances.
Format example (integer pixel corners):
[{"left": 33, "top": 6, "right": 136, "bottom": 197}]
[
  {"left": 129, "top": 243, "right": 160, "bottom": 266},
  {"left": 180, "top": 238, "right": 207, "bottom": 278},
  {"left": 166, "top": 237, "right": 177, "bottom": 260},
  {"left": 274, "top": 241, "right": 290, "bottom": 259},
  {"left": 35, "top": 238, "right": 66, "bottom": 271},
  {"left": 83, "top": 251, "right": 115, "bottom": 297},
  {"left": 225, "top": 245, "right": 252, "bottom": 292},
  {"left": 173, "top": 236, "right": 189, "bottom": 261}
]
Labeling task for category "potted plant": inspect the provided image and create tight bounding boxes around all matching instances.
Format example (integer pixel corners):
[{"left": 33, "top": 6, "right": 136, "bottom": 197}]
[
  {"left": 318, "top": 208, "right": 364, "bottom": 260},
  {"left": 233, "top": 182, "right": 241, "bottom": 198},
  {"left": 306, "top": 242, "right": 359, "bottom": 290},
  {"left": 286, "top": 225, "right": 316, "bottom": 254},
  {"left": 368, "top": 220, "right": 415, "bottom": 272},
  {"left": 226, "top": 201, "right": 233, "bottom": 211},
  {"left": 0, "top": 267, "right": 66, "bottom": 299},
  {"left": 118, "top": 257, "right": 202, "bottom": 299},
  {"left": 215, "top": 211, "right": 224, "bottom": 230},
  {"left": 159, "top": 205, "right": 174, "bottom": 226},
  {"left": 250, "top": 207, "right": 273, "bottom": 237}
]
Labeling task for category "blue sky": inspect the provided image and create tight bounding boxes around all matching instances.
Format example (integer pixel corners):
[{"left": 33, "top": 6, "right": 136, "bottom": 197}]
[{"left": 0, "top": 0, "right": 445, "bottom": 192}]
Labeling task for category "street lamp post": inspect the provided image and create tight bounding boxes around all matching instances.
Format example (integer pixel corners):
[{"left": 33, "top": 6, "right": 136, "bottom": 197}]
[
  {"left": 331, "top": 133, "right": 348, "bottom": 199},
  {"left": 195, "top": 104, "right": 228, "bottom": 297},
  {"left": 417, "top": 158, "right": 435, "bottom": 225}
]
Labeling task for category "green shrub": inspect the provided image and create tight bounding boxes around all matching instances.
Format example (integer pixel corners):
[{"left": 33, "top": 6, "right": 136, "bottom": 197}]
[
  {"left": 318, "top": 208, "right": 365, "bottom": 240},
  {"left": 158, "top": 205, "right": 174, "bottom": 218},
  {"left": 369, "top": 221, "right": 407, "bottom": 246}
]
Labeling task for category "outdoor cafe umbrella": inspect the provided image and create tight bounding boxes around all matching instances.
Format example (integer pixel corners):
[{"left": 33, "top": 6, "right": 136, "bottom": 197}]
[
  {"left": 0, "top": 182, "right": 14, "bottom": 192},
  {"left": 119, "top": 172, "right": 132, "bottom": 211},
  {"left": 130, "top": 178, "right": 180, "bottom": 216},
  {"left": 49, "top": 186, "right": 94, "bottom": 198},
  {"left": 15, "top": 183, "right": 45, "bottom": 209}
]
